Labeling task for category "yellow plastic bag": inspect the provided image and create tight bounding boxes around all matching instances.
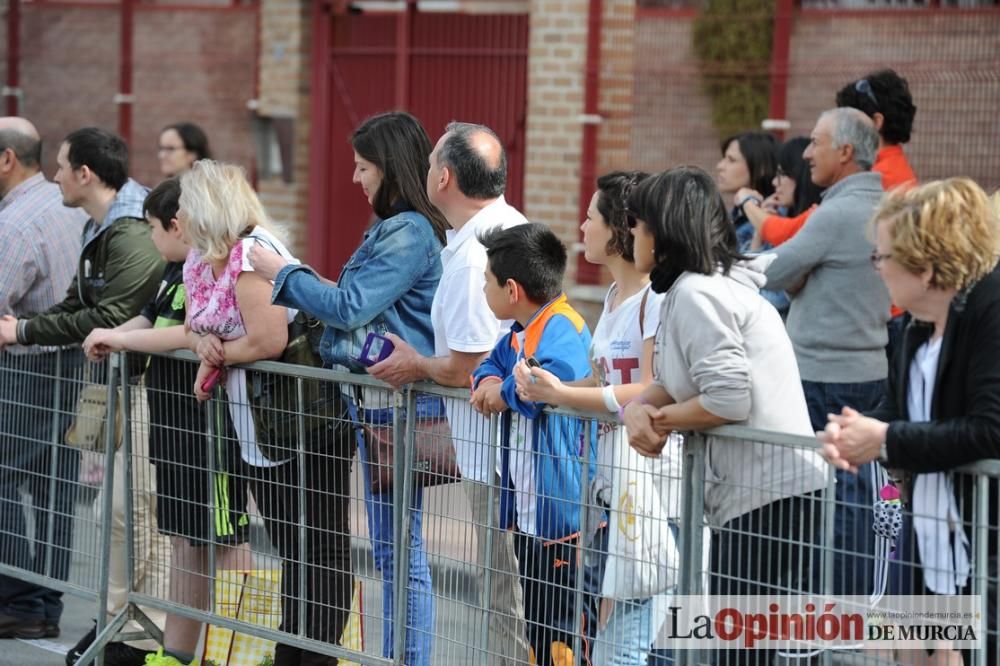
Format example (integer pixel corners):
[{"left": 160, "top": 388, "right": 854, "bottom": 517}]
[{"left": 204, "top": 570, "right": 364, "bottom": 666}]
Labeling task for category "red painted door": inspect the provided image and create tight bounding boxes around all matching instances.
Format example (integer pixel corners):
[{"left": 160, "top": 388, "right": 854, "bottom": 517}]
[{"left": 309, "top": 4, "right": 529, "bottom": 279}]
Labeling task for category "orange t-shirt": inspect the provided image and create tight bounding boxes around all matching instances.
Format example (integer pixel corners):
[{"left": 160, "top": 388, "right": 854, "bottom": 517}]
[
  {"left": 761, "top": 204, "right": 817, "bottom": 247},
  {"left": 873, "top": 144, "right": 917, "bottom": 192}
]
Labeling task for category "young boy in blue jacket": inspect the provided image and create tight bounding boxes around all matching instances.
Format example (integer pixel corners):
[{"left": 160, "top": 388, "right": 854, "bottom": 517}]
[{"left": 470, "top": 223, "right": 603, "bottom": 666}]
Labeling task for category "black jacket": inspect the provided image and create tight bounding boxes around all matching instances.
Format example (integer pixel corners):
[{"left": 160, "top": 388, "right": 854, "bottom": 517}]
[{"left": 870, "top": 263, "right": 1000, "bottom": 472}]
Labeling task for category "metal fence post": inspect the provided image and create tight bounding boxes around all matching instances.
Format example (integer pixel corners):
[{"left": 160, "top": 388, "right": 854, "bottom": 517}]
[
  {"left": 678, "top": 430, "right": 706, "bottom": 666},
  {"left": 974, "top": 473, "right": 989, "bottom": 666},
  {"left": 477, "top": 413, "right": 500, "bottom": 661},
  {"left": 205, "top": 385, "right": 218, "bottom": 612},
  {"left": 42, "top": 346, "right": 65, "bottom": 578},
  {"left": 572, "top": 418, "right": 593, "bottom": 666},
  {"left": 92, "top": 353, "right": 122, "bottom": 666},
  {"left": 392, "top": 387, "right": 418, "bottom": 665},
  {"left": 296, "top": 376, "right": 309, "bottom": 640}
]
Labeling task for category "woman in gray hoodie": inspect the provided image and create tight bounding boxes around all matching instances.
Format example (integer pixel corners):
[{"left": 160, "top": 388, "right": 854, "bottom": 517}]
[{"left": 621, "top": 167, "right": 829, "bottom": 665}]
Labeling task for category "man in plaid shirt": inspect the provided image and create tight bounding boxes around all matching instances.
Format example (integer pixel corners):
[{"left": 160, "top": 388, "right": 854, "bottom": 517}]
[{"left": 0, "top": 117, "right": 86, "bottom": 640}]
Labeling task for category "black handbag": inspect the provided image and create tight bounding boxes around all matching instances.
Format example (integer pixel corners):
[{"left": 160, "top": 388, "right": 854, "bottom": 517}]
[{"left": 246, "top": 311, "right": 343, "bottom": 462}]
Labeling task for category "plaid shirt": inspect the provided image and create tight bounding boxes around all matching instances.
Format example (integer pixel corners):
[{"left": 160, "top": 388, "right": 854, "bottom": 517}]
[{"left": 0, "top": 173, "right": 86, "bottom": 351}]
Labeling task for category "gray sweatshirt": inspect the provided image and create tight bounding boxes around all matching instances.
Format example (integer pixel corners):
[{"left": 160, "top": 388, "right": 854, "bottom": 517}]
[
  {"left": 765, "top": 171, "right": 890, "bottom": 383},
  {"left": 653, "top": 256, "right": 828, "bottom": 527}
]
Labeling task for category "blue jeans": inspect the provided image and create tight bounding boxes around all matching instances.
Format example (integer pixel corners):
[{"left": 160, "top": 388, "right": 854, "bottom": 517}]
[
  {"left": 801, "top": 378, "right": 886, "bottom": 598},
  {"left": 597, "top": 522, "right": 679, "bottom": 666},
  {"left": 0, "top": 349, "right": 81, "bottom": 623},
  {"left": 348, "top": 394, "right": 436, "bottom": 666}
]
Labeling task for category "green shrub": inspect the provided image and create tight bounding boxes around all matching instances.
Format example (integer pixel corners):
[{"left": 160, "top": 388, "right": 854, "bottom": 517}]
[{"left": 692, "top": 0, "right": 774, "bottom": 139}]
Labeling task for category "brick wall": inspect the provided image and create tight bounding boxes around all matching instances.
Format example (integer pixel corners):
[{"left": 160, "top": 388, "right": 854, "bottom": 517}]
[
  {"left": 132, "top": 7, "right": 257, "bottom": 187},
  {"left": 785, "top": 11, "right": 1000, "bottom": 191},
  {"left": 629, "top": 10, "right": 1000, "bottom": 193},
  {"left": 522, "top": 0, "right": 589, "bottom": 287},
  {"left": 4, "top": 3, "right": 255, "bottom": 188},
  {"left": 523, "top": 0, "right": 633, "bottom": 307},
  {"left": 256, "top": 0, "right": 312, "bottom": 258}
]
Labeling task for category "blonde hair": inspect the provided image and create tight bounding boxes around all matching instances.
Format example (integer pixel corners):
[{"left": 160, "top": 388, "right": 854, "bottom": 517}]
[
  {"left": 872, "top": 177, "right": 1000, "bottom": 291},
  {"left": 178, "top": 160, "right": 278, "bottom": 261}
]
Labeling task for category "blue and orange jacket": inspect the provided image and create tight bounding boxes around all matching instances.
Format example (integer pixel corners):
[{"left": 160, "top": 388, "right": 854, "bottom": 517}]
[{"left": 472, "top": 294, "right": 598, "bottom": 540}]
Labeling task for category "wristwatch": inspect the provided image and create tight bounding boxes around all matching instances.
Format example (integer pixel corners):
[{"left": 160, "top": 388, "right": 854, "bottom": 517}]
[{"left": 877, "top": 441, "right": 889, "bottom": 466}]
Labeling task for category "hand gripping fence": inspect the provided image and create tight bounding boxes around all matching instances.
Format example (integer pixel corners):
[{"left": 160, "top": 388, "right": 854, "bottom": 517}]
[{"left": 1, "top": 349, "right": 996, "bottom": 666}]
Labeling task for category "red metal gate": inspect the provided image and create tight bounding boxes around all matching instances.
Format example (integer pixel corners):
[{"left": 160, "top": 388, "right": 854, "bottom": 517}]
[{"left": 308, "top": 1, "right": 529, "bottom": 277}]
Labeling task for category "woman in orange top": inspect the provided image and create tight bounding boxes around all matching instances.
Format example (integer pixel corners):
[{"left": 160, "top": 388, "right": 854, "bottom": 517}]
[{"left": 736, "top": 136, "right": 823, "bottom": 249}]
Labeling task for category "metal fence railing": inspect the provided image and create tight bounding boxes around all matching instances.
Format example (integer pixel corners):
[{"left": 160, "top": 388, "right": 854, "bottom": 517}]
[{"left": 0, "top": 349, "right": 996, "bottom": 665}]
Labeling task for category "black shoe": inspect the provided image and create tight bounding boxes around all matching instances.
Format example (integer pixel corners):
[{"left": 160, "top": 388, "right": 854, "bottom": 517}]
[
  {"left": 102, "top": 641, "right": 151, "bottom": 666},
  {"left": 0, "top": 612, "right": 47, "bottom": 639},
  {"left": 44, "top": 622, "right": 60, "bottom": 638},
  {"left": 65, "top": 623, "right": 96, "bottom": 665}
]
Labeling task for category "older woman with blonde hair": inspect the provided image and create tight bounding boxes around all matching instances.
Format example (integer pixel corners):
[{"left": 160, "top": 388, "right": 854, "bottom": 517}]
[
  {"left": 822, "top": 177, "right": 1000, "bottom": 665},
  {"left": 180, "top": 160, "right": 353, "bottom": 666}
]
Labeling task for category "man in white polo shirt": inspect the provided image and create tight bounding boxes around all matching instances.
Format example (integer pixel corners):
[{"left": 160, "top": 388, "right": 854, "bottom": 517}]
[{"left": 369, "top": 121, "right": 529, "bottom": 665}]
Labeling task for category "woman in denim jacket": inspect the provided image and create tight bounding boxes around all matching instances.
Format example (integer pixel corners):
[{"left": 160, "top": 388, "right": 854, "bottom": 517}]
[{"left": 251, "top": 111, "right": 449, "bottom": 666}]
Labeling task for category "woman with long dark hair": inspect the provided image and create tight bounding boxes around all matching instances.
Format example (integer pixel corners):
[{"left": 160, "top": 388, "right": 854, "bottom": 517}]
[
  {"left": 250, "top": 111, "right": 447, "bottom": 666},
  {"left": 736, "top": 136, "right": 824, "bottom": 249}
]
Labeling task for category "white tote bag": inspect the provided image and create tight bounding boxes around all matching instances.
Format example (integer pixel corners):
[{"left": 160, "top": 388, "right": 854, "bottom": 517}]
[{"left": 599, "top": 425, "right": 680, "bottom": 600}]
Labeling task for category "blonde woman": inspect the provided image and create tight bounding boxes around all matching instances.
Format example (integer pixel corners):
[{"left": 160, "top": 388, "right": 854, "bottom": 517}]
[
  {"left": 179, "top": 161, "right": 353, "bottom": 666},
  {"left": 822, "top": 178, "right": 1000, "bottom": 665}
]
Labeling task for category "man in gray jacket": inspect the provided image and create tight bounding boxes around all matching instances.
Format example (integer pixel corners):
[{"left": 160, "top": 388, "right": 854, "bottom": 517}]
[{"left": 765, "top": 107, "right": 889, "bottom": 599}]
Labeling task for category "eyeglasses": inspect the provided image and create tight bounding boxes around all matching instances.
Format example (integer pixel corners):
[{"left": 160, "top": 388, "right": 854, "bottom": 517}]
[
  {"left": 870, "top": 251, "right": 892, "bottom": 269},
  {"left": 158, "top": 145, "right": 184, "bottom": 154},
  {"left": 855, "top": 79, "right": 879, "bottom": 110}
]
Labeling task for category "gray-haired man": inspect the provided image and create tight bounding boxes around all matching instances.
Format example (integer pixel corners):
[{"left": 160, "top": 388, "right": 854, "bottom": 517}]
[{"left": 765, "top": 107, "right": 890, "bottom": 600}]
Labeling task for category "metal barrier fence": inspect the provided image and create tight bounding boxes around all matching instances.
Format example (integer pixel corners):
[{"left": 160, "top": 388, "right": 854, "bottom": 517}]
[{"left": 0, "top": 349, "right": 997, "bottom": 665}]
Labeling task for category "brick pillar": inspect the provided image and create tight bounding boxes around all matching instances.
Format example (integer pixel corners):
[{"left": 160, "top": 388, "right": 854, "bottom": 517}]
[
  {"left": 523, "top": 0, "right": 588, "bottom": 286},
  {"left": 523, "top": 0, "right": 634, "bottom": 322},
  {"left": 257, "top": 0, "right": 312, "bottom": 258}
]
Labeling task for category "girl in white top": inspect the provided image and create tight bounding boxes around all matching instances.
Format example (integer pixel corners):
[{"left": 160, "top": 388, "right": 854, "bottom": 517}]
[{"left": 514, "top": 171, "right": 680, "bottom": 666}]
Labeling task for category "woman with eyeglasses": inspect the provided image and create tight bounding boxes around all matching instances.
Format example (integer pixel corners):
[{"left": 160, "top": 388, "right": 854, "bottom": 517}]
[
  {"left": 735, "top": 136, "right": 824, "bottom": 249},
  {"left": 158, "top": 122, "right": 211, "bottom": 179},
  {"left": 513, "top": 171, "right": 680, "bottom": 666},
  {"left": 821, "top": 179, "right": 1000, "bottom": 666},
  {"left": 623, "top": 166, "right": 828, "bottom": 666}
]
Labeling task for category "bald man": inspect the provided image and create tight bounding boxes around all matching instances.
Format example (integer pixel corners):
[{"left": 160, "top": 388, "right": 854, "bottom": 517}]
[
  {"left": 0, "top": 117, "right": 86, "bottom": 639},
  {"left": 368, "top": 122, "right": 530, "bottom": 665}
]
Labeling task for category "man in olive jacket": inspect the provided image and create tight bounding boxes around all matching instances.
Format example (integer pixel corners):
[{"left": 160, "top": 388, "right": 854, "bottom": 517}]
[
  {"left": 0, "top": 127, "right": 169, "bottom": 665},
  {"left": 0, "top": 127, "right": 164, "bottom": 346}
]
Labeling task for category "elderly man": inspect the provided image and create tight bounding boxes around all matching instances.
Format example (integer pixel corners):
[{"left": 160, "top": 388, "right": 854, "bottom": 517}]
[
  {"left": 368, "top": 121, "right": 529, "bottom": 666},
  {"left": 765, "top": 107, "right": 890, "bottom": 600},
  {"left": 0, "top": 117, "right": 87, "bottom": 641}
]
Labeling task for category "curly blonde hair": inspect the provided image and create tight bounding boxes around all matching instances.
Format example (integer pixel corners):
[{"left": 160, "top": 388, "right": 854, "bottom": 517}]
[
  {"left": 872, "top": 177, "right": 999, "bottom": 291},
  {"left": 178, "top": 160, "right": 279, "bottom": 261}
]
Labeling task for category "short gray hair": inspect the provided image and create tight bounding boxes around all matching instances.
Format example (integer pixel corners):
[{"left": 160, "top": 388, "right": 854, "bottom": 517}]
[
  {"left": 0, "top": 129, "right": 41, "bottom": 168},
  {"left": 820, "top": 107, "right": 878, "bottom": 171}
]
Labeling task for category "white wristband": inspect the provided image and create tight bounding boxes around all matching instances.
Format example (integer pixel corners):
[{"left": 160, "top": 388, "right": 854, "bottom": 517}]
[{"left": 602, "top": 384, "right": 620, "bottom": 413}]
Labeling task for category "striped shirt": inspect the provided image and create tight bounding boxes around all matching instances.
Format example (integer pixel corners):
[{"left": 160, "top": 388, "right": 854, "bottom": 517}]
[{"left": 0, "top": 173, "right": 86, "bottom": 351}]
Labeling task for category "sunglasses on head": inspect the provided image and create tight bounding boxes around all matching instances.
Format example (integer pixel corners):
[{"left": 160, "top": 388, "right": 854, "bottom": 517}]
[{"left": 855, "top": 79, "right": 879, "bottom": 110}]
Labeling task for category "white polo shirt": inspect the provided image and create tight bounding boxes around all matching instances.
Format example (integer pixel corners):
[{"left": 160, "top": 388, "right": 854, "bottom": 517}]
[{"left": 431, "top": 196, "right": 527, "bottom": 483}]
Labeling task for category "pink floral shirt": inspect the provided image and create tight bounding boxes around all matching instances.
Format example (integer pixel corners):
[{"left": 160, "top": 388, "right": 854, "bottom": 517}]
[{"left": 184, "top": 242, "right": 248, "bottom": 341}]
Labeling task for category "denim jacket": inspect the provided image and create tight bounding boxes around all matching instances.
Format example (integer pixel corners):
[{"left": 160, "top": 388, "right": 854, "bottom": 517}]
[{"left": 271, "top": 210, "right": 443, "bottom": 370}]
